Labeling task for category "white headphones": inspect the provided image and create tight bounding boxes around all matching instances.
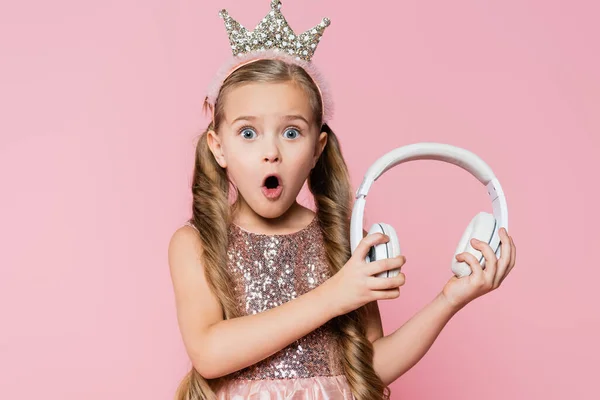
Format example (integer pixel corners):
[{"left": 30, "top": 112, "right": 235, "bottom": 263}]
[{"left": 350, "top": 142, "right": 509, "bottom": 278}]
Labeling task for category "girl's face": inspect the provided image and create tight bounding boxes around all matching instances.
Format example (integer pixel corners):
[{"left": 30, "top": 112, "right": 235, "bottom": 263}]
[{"left": 207, "top": 81, "right": 327, "bottom": 221}]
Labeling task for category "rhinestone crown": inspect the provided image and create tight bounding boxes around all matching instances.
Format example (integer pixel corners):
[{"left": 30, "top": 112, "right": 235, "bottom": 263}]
[{"left": 218, "top": 0, "right": 330, "bottom": 61}]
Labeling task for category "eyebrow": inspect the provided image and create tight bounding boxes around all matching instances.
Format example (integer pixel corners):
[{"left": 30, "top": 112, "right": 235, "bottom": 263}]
[{"left": 231, "top": 115, "right": 310, "bottom": 125}]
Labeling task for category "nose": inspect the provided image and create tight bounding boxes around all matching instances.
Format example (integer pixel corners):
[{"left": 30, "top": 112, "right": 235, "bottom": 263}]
[
  {"left": 263, "top": 152, "right": 280, "bottom": 163},
  {"left": 263, "top": 138, "right": 281, "bottom": 163}
]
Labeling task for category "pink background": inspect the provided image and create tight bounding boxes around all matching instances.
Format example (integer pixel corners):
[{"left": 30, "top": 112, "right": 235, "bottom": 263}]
[{"left": 1, "top": 0, "right": 598, "bottom": 398}]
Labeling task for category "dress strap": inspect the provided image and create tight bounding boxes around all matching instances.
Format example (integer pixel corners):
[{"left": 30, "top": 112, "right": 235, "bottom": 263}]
[{"left": 184, "top": 221, "right": 200, "bottom": 233}]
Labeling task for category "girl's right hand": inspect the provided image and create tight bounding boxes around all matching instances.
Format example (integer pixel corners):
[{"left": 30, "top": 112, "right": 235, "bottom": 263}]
[{"left": 324, "top": 233, "right": 407, "bottom": 317}]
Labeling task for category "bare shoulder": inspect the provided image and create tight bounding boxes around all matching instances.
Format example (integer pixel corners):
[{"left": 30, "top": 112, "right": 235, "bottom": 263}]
[
  {"left": 168, "top": 225, "right": 203, "bottom": 260},
  {"left": 168, "top": 225, "right": 207, "bottom": 281},
  {"left": 167, "top": 224, "right": 213, "bottom": 299},
  {"left": 167, "top": 224, "right": 224, "bottom": 370}
]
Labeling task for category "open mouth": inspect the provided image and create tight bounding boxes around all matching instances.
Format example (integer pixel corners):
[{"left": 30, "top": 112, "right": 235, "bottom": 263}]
[{"left": 262, "top": 174, "right": 283, "bottom": 199}]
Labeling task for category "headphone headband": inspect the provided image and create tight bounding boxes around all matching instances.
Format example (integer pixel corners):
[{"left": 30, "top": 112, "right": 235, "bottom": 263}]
[{"left": 350, "top": 142, "right": 508, "bottom": 253}]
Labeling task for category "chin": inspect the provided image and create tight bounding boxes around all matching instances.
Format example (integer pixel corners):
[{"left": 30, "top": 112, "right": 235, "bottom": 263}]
[
  {"left": 257, "top": 204, "right": 290, "bottom": 219},
  {"left": 252, "top": 198, "right": 294, "bottom": 219}
]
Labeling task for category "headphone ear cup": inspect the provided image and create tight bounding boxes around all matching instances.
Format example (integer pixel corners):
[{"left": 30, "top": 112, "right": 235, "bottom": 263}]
[
  {"left": 452, "top": 212, "right": 498, "bottom": 278},
  {"left": 367, "top": 223, "right": 401, "bottom": 278}
]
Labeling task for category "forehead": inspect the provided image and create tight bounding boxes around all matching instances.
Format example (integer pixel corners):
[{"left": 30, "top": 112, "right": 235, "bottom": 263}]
[{"left": 222, "top": 81, "right": 314, "bottom": 123}]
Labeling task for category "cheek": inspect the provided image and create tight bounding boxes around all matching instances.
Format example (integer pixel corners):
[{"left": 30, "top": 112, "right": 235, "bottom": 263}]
[
  {"left": 223, "top": 156, "right": 244, "bottom": 176},
  {"left": 286, "top": 153, "right": 315, "bottom": 182},
  {"left": 221, "top": 141, "right": 241, "bottom": 166},
  {"left": 222, "top": 149, "right": 256, "bottom": 182},
  {"left": 289, "top": 143, "right": 313, "bottom": 161}
]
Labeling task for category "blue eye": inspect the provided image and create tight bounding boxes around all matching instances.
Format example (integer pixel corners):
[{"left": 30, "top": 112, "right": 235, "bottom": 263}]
[
  {"left": 284, "top": 128, "right": 300, "bottom": 139},
  {"left": 240, "top": 127, "right": 256, "bottom": 139}
]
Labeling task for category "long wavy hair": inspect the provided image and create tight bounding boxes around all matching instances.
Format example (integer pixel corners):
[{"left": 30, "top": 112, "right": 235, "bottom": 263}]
[{"left": 175, "top": 59, "right": 390, "bottom": 400}]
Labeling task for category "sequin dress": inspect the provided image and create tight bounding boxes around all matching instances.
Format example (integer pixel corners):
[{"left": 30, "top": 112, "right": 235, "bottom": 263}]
[{"left": 184, "top": 216, "right": 355, "bottom": 400}]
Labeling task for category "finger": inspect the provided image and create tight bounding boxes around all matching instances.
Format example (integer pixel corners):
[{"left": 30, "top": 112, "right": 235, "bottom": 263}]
[
  {"left": 373, "top": 287, "right": 400, "bottom": 300},
  {"left": 509, "top": 236, "right": 516, "bottom": 269},
  {"left": 500, "top": 236, "right": 517, "bottom": 285},
  {"left": 353, "top": 233, "right": 389, "bottom": 261},
  {"left": 493, "top": 227, "right": 511, "bottom": 288},
  {"left": 470, "top": 238, "right": 497, "bottom": 285},
  {"left": 455, "top": 251, "right": 484, "bottom": 280},
  {"left": 366, "top": 255, "right": 405, "bottom": 277},
  {"left": 367, "top": 273, "right": 406, "bottom": 290}
]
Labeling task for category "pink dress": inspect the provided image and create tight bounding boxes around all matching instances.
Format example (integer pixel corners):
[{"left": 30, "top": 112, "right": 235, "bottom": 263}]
[{"left": 185, "top": 217, "right": 355, "bottom": 400}]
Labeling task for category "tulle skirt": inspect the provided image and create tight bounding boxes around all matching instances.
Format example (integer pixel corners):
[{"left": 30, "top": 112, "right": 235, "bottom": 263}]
[{"left": 215, "top": 374, "right": 355, "bottom": 400}]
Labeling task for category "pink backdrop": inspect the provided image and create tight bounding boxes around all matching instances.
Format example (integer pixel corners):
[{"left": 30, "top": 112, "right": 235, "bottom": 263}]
[{"left": 1, "top": 0, "right": 598, "bottom": 398}]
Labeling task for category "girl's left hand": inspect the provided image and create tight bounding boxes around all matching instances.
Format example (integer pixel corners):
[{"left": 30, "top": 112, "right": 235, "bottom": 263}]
[{"left": 441, "top": 227, "right": 516, "bottom": 310}]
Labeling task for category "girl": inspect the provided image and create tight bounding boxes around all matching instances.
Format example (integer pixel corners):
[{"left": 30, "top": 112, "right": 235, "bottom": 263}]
[{"left": 168, "top": 2, "right": 517, "bottom": 399}]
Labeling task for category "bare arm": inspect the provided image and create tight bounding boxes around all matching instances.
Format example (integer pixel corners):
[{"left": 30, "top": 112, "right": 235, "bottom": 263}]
[
  {"left": 372, "top": 292, "right": 461, "bottom": 385},
  {"left": 168, "top": 226, "right": 338, "bottom": 379}
]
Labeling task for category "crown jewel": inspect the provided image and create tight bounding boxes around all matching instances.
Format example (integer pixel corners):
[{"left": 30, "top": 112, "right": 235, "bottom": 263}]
[{"left": 218, "top": 0, "right": 330, "bottom": 61}]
